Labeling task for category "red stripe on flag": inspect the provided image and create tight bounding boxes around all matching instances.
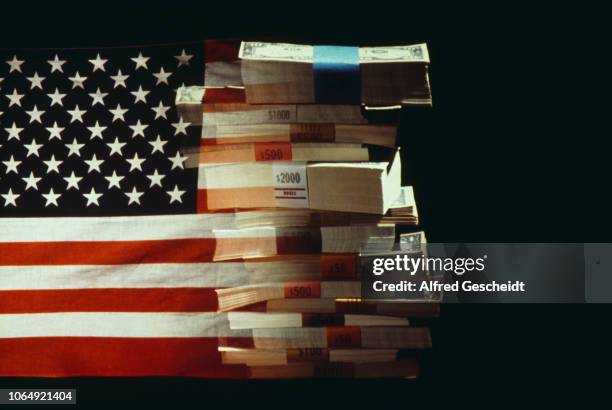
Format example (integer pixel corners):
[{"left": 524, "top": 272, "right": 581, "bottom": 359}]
[
  {"left": 0, "top": 237, "right": 324, "bottom": 265},
  {"left": 0, "top": 337, "right": 248, "bottom": 377},
  {"left": 203, "top": 87, "right": 246, "bottom": 103},
  {"left": 204, "top": 39, "right": 240, "bottom": 62},
  {"left": 0, "top": 288, "right": 220, "bottom": 313},
  {"left": 0, "top": 239, "right": 218, "bottom": 265}
]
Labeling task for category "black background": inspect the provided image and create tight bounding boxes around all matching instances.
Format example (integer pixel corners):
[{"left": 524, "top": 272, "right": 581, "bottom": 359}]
[{"left": 0, "top": 1, "right": 606, "bottom": 408}]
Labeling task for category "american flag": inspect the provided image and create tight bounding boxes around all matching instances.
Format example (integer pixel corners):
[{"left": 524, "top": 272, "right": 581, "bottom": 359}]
[{"left": 0, "top": 42, "right": 251, "bottom": 378}]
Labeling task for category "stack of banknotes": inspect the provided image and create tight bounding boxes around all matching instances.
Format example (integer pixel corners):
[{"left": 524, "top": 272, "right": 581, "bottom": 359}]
[{"left": 175, "top": 39, "right": 436, "bottom": 378}]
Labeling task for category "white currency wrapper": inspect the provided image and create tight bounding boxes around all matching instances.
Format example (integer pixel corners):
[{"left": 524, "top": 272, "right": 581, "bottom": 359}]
[{"left": 273, "top": 162, "right": 309, "bottom": 208}]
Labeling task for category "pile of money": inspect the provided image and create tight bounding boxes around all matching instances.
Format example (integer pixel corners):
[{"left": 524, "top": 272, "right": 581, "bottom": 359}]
[
  {"left": 177, "top": 39, "right": 435, "bottom": 378},
  {"left": 202, "top": 40, "right": 432, "bottom": 106},
  {"left": 177, "top": 86, "right": 399, "bottom": 146},
  {"left": 239, "top": 42, "right": 432, "bottom": 105}
]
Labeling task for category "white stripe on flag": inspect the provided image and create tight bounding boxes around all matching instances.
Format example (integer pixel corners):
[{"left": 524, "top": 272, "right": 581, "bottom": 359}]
[
  {"left": 0, "top": 312, "right": 247, "bottom": 338},
  {"left": 0, "top": 214, "right": 308, "bottom": 242},
  {"left": 0, "top": 263, "right": 252, "bottom": 290}
]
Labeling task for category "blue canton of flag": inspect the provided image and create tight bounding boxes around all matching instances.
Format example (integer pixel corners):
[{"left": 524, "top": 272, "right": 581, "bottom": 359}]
[{"left": 0, "top": 43, "right": 203, "bottom": 216}]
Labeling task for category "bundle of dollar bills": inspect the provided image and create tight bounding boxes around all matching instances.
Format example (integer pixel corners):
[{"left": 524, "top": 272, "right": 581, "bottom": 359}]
[
  {"left": 175, "top": 39, "right": 435, "bottom": 379},
  {"left": 203, "top": 40, "right": 432, "bottom": 106},
  {"left": 239, "top": 42, "right": 432, "bottom": 105}
]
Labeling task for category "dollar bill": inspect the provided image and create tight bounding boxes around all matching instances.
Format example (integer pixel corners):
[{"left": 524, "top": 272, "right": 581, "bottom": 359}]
[
  {"left": 390, "top": 186, "right": 415, "bottom": 209},
  {"left": 360, "top": 45, "right": 429, "bottom": 63},
  {"left": 239, "top": 42, "right": 429, "bottom": 63},
  {"left": 399, "top": 231, "right": 425, "bottom": 252},
  {"left": 240, "top": 42, "right": 313, "bottom": 62},
  {"left": 175, "top": 85, "right": 205, "bottom": 104}
]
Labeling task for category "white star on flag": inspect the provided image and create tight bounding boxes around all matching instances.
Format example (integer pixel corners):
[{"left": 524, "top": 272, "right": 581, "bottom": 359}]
[
  {"left": 130, "top": 86, "right": 150, "bottom": 104},
  {"left": 26, "top": 105, "right": 45, "bottom": 123},
  {"left": 43, "top": 155, "right": 63, "bottom": 174},
  {"left": 88, "top": 53, "right": 108, "bottom": 72},
  {"left": 85, "top": 154, "right": 104, "bottom": 173},
  {"left": 153, "top": 67, "right": 172, "bottom": 85},
  {"left": 22, "top": 172, "right": 42, "bottom": 191},
  {"left": 125, "top": 187, "right": 144, "bottom": 205},
  {"left": 131, "top": 52, "right": 150, "bottom": 70},
  {"left": 2, "top": 188, "right": 20, "bottom": 207},
  {"left": 63, "top": 172, "right": 83, "bottom": 190},
  {"left": 67, "top": 105, "right": 86, "bottom": 123},
  {"left": 107, "top": 138, "right": 126, "bottom": 156},
  {"left": 89, "top": 87, "right": 108, "bottom": 106},
  {"left": 110, "top": 69, "right": 129, "bottom": 88},
  {"left": 127, "top": 153, "right": 146, "bottom": 172},
  {"left": 3, "top": 156, "right": 21, "bottom": 174},
  {"left": 46, "top": 122, "right": 65, "bottom": 140},
  {"left": 66, "top": 138, "right": 85, "bottom": 157},
  {"left": 129, "top": 120, "right": 148, "bottom": 138},
  {"left": 83, "top": 188, "right": 103, "bottom": 206},
  {"left": 47, "top": 88, "right": 66, "bottom": 106},
  {"left": 166, "top": 185, "right": 186, "bottom": 204},
  {"left": 5, "top": 123, "right": 23, "bottom": 140},
  {"left": 109, "top": 104, "right": 128, "bottom": 122},
  {"left": 148, "top": 136, "right": 167, "bottom": 154},
  {"left": 27, "top": 72, "right": 45, "bottom": 89},
  {"left": 105, "top": 171, "right": 124, "bottom": 189},
  {"left": 147, "top": 169, "right": 165, "bottom": 188},
  {"left": 174, "top": 49, "right": 193, "bottom": 67},
  {"left": 87, "top": 121, "right": 107, "bottom": 139},
  {"left": 42, "top": 188, "right": 61, "bottom": 207},
  {"left": 169, "top": 151, "right": 187, "bottom": 170},
  {"left": 47, "top": 54, "right": 66, "bottom": 73},
  {"left": 6, "top": 55, "right": 25, "bottom": 73},
  {"left": 172, "top": 117, "right": 190, "bottom": 135},
  {"left": 68, "top": 72, "right": 87, "bottom": 89},
  {"left": 151, "top": 102, "right": 170, "bottom": 119},
  {"left": 6, "top": 89, "right": 24, "bottom": 107},
  {"left": 24, "top": 139, "right": 43, "bottom": 157}
]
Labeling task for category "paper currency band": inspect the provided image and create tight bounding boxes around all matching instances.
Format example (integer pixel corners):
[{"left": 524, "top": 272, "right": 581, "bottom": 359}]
[
  {"left": 301, "top": 313, "right": 347, "bottom": 327},
  {"left": 283, "top": 281, "right": 322, "bottom": 298},
  {"left": 326, "top": 326, "right": 362, "bottom": 348},
  {"left": 199, "top": 143, "right": 293, "bottom": 164},
  {"left": 286, "top": 348, "right": 331, "bottom": 363},
  {"left": 200, "top": 124, "right": 337, "bottom": 145},
  {"left": 313, "top": 46, "right": 361, "bottom": 104}
]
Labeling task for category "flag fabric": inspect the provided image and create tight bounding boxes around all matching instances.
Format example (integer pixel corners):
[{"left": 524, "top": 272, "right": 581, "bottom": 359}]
[
  {"left": 203, "top": 39, "right": 242, "bottom": 88},
  {"left": 0, "top": 42, "right": 252, "bottom": 377}
]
